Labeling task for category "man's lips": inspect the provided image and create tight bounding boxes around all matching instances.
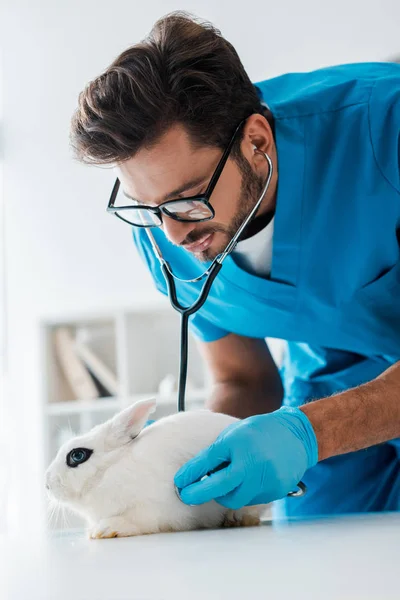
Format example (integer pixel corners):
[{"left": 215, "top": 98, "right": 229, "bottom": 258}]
[{"left": 183, "top": 233, "right": 214, "bottom": 253}]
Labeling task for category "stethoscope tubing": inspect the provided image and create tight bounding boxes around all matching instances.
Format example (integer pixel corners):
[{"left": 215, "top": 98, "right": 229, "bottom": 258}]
[{"left": 145, "top": 152, "right": 307, "bottom": 499}]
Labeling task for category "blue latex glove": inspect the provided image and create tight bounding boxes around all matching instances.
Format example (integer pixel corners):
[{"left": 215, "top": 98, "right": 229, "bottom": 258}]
[{"left": 174, "top": 406, "right": 318, "bottom": 509}]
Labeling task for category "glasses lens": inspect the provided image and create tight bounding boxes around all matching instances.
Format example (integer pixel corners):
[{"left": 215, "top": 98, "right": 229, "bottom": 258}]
[
  {"left": 163, "top": 200, "right": 213, "bottom": 221},
  {"left": 115, "top": 208, "right": 161, "bottom": 227}
]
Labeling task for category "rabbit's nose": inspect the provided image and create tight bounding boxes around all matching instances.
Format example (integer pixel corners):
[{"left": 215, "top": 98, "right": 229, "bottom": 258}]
[{"left": 45, "top": 472, "right": 51, "bottom": 490}]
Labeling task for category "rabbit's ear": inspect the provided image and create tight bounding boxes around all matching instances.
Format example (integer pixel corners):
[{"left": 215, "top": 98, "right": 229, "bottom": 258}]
[{"left": 108, "top": 398, "right": 156, "bottom": 443}]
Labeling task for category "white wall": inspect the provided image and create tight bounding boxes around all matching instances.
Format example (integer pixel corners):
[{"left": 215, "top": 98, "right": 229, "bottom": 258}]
[{"left": 2, "top": 0, "right": 400, "bottom": 535}]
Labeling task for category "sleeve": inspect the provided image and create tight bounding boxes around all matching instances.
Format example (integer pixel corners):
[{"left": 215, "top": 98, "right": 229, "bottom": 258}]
[
  {"left": 188, "top": 311, "right": 230, "bottom": 343},
  {"left": 368, "top": 70, "right": 400, "bottom": 199},
  {"left": 132, "top": 228, "right": 230, "bottom": 343}
]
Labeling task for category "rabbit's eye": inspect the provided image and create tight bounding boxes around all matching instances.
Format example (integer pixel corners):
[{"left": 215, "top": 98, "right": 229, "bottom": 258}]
[{"left": 66, "top": 447, "right": 93, "bottom": 468}]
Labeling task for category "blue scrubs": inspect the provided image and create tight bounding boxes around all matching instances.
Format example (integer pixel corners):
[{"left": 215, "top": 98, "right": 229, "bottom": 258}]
[{"left": 133, "top": 62, "right": 400, "bottom": 517}]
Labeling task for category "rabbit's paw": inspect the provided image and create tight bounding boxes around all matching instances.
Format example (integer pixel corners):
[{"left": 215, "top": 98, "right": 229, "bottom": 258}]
[
  {"left": 89, "top": 517, "right": 140, "bottom": 539},
  {"left": 223, "top": 507, "right": 261, "bottom": 528}
]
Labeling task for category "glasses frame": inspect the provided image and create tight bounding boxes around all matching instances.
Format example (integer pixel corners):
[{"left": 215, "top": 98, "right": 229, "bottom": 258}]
[{"left": 106, "top": 119, "right": 246, "bottom": 228}]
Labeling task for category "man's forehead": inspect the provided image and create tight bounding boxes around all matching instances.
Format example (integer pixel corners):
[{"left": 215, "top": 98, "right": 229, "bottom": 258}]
[{"left": 116, "top": 124, "right": 219, "bottom": 205}]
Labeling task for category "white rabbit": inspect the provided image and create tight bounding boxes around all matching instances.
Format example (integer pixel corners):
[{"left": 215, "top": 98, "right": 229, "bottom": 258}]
[{"left": 45, "top": 398, "right": 264, "bottom": 538}]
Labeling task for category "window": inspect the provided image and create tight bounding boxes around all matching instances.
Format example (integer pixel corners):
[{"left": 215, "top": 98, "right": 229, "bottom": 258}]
[{"left": 0, "top": 48, "right": 10, "bottom": 533}]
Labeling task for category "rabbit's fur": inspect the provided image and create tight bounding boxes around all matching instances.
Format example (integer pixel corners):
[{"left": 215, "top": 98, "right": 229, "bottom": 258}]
[{"left": 45, "top": 399, "right": 264, "bottom": 538}]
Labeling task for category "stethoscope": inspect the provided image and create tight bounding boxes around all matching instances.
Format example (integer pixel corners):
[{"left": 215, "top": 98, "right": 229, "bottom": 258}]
[{"left": 146, "top": 151, "right": 306, "bottom": 498}]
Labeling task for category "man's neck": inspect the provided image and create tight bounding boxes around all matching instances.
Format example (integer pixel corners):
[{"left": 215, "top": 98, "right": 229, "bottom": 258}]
[{"left": 238, "top": 207, "right": 275, "bottom": 242}]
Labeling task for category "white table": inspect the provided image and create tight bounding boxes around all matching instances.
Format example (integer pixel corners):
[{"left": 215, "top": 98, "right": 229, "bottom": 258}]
[{"left": 2, "top": 512, "right": 399, "bottom": 600}]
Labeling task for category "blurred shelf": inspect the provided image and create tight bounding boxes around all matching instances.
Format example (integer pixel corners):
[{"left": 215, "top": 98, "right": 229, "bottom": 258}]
[
  {"left": 46, "top": 398, "right": 121, "bottom": 415},
  {"left": 45, "top": 390, "right": 208, "bottom": 415}
]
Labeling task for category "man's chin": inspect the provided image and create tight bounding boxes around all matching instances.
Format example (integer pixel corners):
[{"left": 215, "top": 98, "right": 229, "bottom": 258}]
[
  {"left": 196, "top": 247, "right": 224, "bottom": 263},
  {"left": 193, "top": 249, "right": 213, "bottom": 263}
]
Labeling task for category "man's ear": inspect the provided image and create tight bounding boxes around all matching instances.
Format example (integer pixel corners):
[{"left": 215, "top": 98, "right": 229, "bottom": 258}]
[{"left": 108, "top": 398, "right": 156, "bottom": 443}]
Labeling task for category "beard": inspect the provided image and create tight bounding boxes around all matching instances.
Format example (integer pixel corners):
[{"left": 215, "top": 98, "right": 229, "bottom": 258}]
[{"left": 182, "top": 154, "right": 266, "bottom": 262}]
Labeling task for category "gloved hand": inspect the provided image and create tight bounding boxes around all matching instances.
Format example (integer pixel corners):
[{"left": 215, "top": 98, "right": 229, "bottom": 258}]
[{"left": 174, "top": 406, "right": 318, "bottom": 509}]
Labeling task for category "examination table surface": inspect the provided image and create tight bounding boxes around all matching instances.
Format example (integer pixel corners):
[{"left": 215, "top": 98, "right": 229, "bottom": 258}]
[{"left": 2, "top": 512, "right": 398, "bottom": 599}]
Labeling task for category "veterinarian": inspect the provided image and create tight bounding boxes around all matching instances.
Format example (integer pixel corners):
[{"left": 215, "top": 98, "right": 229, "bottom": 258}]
[{"left": 71, "top": 12, "right": 400, "bottom": 518}]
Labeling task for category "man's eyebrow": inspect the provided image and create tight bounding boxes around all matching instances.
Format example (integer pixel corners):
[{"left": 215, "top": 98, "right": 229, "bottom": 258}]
[{"left": 122, "top": 175, "right": 209, "bottom": 205}]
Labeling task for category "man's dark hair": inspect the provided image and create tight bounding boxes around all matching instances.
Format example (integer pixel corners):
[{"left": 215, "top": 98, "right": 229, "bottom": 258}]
[{"left": 70, "top": 11, "right": 268, "bottom": 165}]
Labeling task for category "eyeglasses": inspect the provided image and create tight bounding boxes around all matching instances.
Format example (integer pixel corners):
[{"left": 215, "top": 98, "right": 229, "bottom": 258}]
[{"left": 106, "top": 119, "right": 246, "bottom": 228}]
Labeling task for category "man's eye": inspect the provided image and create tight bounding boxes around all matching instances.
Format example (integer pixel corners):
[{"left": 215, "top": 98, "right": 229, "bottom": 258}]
[{"left": 184, "top": 190, "right": 205, "bottom": 202}]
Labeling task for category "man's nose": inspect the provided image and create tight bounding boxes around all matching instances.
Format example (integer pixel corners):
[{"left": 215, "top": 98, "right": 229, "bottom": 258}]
[{"left": 162, "top": 215, "right": 194, "bottom": 246}]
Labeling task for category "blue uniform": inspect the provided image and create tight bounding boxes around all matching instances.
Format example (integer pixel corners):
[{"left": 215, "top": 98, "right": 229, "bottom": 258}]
[{"left": 133, "top": 63, "right": 400, "bottom": 517}]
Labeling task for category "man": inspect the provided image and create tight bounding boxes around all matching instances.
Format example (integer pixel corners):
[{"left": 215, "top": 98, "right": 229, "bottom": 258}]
[{"left": 70, "top": 12, "right": 400, "bottom": 519}]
